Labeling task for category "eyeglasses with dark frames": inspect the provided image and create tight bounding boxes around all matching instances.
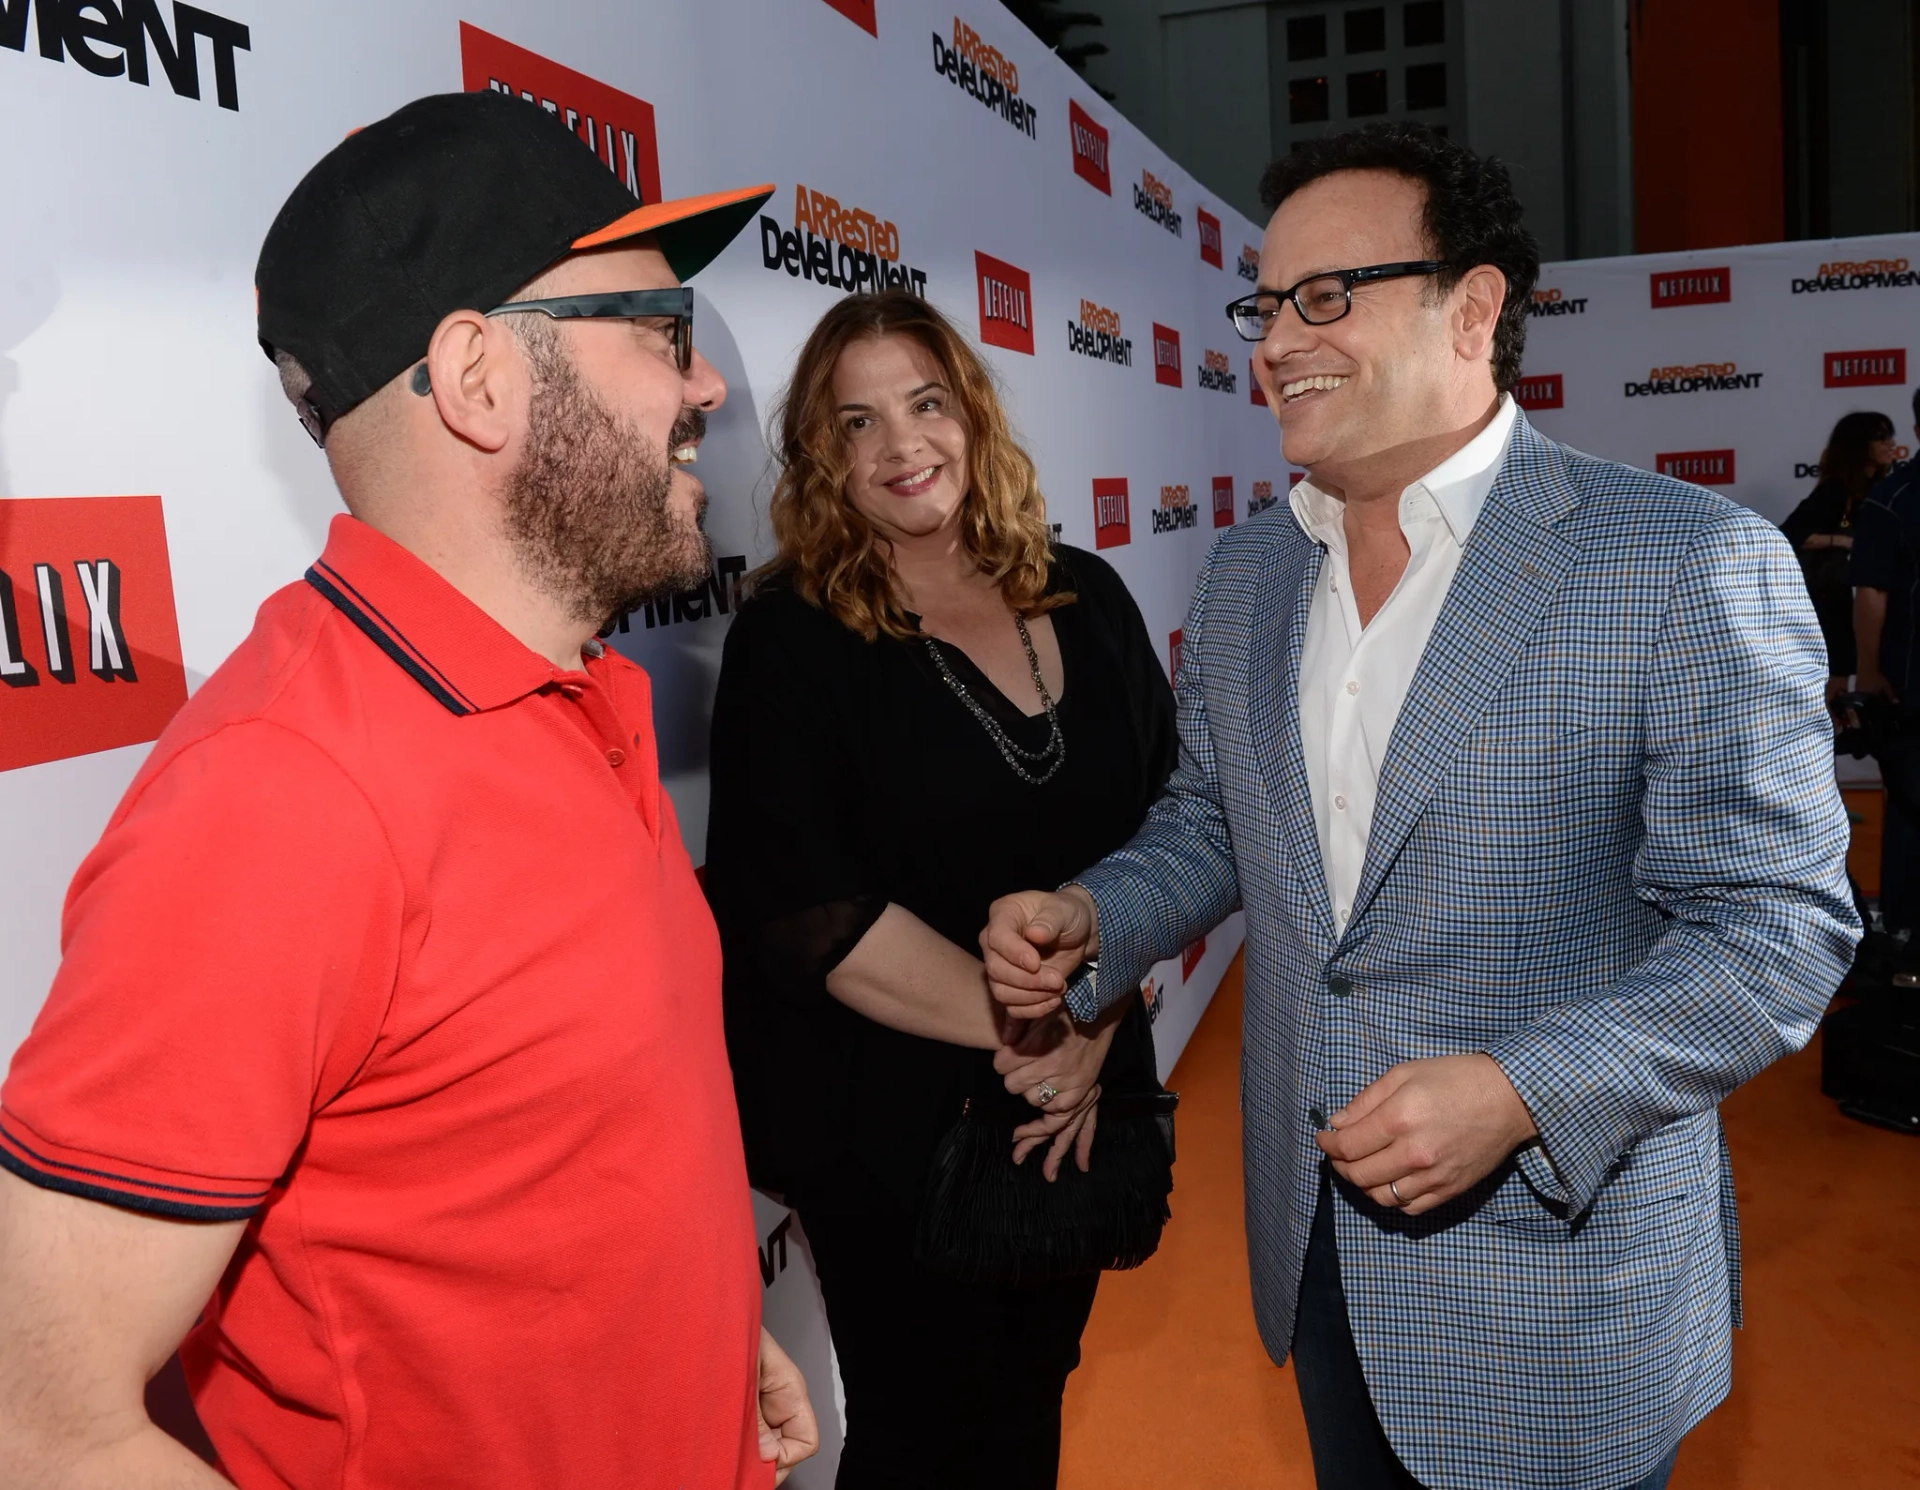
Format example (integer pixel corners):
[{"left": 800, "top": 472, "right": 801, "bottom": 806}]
[
  {"left": 1224, "top": 260, "right": 1450, "bottom": 340},
  {"left": 485, "top": 287, "right": 696, "bottom": 371},
  {"left": 288, "top": 289, "right": 699, "bottom": 451}
]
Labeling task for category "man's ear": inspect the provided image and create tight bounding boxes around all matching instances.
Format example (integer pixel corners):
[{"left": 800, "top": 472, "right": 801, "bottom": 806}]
[
  {"left": 1452, "top": 264, "right": 1508, "bottom": 366},
  {"left": 422, "top": 308, "right": 523, "bottom": 455}
]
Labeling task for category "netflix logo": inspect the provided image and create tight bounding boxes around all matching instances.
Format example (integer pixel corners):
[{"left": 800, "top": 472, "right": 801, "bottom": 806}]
[
  {"left": 1212, "top": 476, "right": 1235, "bottom": 528},
  {"left": 1068, "top": 100, "right": 1111, "bottom": 194},
  {"left": 1825, "top": 348, "right": 1906, "bottom": 388},
  {"left": 1092, "top": 478, "right": 1131, "bottom": 550},
  {"left": 1197, "top": 207, "right": 1223, "bottom": 269},
  {"left": 0, "top": 496, "right": 188, "bottom": 773},
  {"left": 461, "top": 23, "right": 662, "bottom": 205},
  {"left": 1152, "top": 323, "right": 1182, "bottom": 388},
  {"left": 975, "top": 251, "right": 1034, "bottom": 355},
  {"left": 1168, "top": 627, "right": 1184, "bottom": 685},
  {"left": 1181, "top": 936, "right": 1207, "bottom": 981},
  {"left": 1251, "top": 360, "right": 1268, "bottom": 406},
  {"left": 1514, "top": 373, "right": 1563, "bottom": 410},
  {"left": 1657, "top": 449, "right": 1736, "bottom": 486},
  {"left": 818, "top": 0, "right": 878, "bottom": 35},
  {"left": 1650, "top": 267, "right": 1730, "bottom": 308}
]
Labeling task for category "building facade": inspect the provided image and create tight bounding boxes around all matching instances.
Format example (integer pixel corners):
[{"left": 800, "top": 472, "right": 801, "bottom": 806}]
[{"left": 1068, "top": 0, "right": 1917, "bottom": 257}]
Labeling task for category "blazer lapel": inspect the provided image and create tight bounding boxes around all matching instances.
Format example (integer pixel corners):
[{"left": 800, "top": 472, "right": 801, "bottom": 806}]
[
  {"left": 1346, "top": 419, "right": 1582, "bottom": 926},
  {"left": 1249, "top": 528, "right": 1336, "bottom": 944}
]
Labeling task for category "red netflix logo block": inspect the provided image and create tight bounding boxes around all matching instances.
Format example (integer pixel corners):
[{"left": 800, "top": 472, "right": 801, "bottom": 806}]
[
  {"left": 1657, "top": 449, "right": 1736, "bottom": 486},
  {"left": 1197, "top": 207, "right": 1223, "bottom": 269},
  {"left": 817, "top": 0, "right": 877, "bottom": 34},
  {"left": 1514, "top": 373, "right": 1563, "bottom": 410},
  {"left": 976, "top": 251, "right": 1035, "bottom": 355},
  {"left": 0, "top": 496, "right": 189, "bottom": 773},
  {"left": 1168, "top": 627, "right": 1184, "bottom": 685},
  {"left": 1068, "top": 100, "right": 1111, "bottom": 194},
  {"left": 1826, "top": 348, "right": 1906, "bottom": 388},
  {"left": 460, "top": 23, "right": 662, "bottom": 206},
  {"left": 1212, "top": 476, "right": 1235, "bottom": 528},
  {"left": 1181, "top": 936, "right": 1207, "bottom": 981},
  {"left": 1650, "top": 266, "right": 1730, "bottom": 308},
  {"left": 1152, "top": 323, "right": 1182, "bottom": 388},
  {"left": 1093, "top": 478, "right": 1131, "bottom": 550},
  {"left": 1251, "top": 360, "right": 1268, "bottom": 406}
]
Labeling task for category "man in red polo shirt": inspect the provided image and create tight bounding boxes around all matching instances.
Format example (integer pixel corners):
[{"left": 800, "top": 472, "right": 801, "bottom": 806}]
[{"left": 0, "top": 92, "right": 815, "bottom": 1489}]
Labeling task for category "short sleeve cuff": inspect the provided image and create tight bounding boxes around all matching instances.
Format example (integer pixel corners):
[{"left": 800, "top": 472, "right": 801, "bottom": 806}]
[{"left": 0, "top": 1108, "right": 268, "bottom": 1222}]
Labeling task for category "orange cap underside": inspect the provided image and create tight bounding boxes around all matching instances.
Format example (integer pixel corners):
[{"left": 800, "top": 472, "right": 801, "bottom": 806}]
[{"left": 572, "top": 183, "right": 775, "bottom": 250}]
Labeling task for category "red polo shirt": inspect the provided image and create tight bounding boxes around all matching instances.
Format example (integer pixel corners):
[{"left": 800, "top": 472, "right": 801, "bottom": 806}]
[{"left": 0, "top": 515, "right": 768, "bottom": 1490}]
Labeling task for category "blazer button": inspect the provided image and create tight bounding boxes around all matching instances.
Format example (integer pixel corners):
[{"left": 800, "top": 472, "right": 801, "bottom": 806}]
[
  {"left": 1309, "top": 1104, "right": 1329, "bottom": 1129},
  {"left": 1328, "top": 975, "right": 1353, "bottom": 998}
]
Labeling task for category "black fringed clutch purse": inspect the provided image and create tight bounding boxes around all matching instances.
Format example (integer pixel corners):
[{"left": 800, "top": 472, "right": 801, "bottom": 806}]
[{"left": 913, "top": 1077, "right": 1178, "bottom": 1285}]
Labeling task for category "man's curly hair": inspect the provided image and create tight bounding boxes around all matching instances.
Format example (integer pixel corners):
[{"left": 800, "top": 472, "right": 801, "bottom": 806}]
[{"left": 1259, "top": 123, "right": 1540, "bottom": 391}]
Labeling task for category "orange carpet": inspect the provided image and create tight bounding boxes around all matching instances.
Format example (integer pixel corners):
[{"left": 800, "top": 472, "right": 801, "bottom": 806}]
[{"left": 1060, "top": 953, "right": 1920, "bottom": 1488}]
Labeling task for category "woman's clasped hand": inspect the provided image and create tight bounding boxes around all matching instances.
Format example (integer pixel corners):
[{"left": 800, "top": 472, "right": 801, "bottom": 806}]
[{"left": 994, "top": 1005, "right": 1125, "bottom": 1178}]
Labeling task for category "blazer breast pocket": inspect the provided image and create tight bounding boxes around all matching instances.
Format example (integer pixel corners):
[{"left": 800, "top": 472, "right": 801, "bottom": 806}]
[{"left": 1444, "top": 721, "right": 1599, "bottom": 828}]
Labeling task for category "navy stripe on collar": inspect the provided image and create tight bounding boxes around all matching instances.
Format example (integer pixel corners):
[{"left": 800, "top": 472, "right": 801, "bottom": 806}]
[{"left": 305, "top": 564, "right": 476, "bottom": 716}]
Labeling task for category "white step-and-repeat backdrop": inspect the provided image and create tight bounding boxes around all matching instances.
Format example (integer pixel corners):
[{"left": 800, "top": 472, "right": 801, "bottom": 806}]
[
  {"left": 1516, "top": 235, "right": 1919, "bottom": 524},
  {"left": 1, "top": 1, "right": 1266, "bottom": 1477}
]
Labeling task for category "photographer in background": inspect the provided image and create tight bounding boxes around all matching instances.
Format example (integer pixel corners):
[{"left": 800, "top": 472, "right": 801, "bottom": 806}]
[
  {"left": 1782, "top": 411, "right": 1898, "bottom": 707},
  {"left": 1849, "top": 388, "right": 1920, "bottom": 938}
]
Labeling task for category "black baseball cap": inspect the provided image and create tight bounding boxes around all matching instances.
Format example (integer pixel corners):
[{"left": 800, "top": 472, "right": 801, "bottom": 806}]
[{"left": 256, "top": 89, "right": 772, "bottom": 431}]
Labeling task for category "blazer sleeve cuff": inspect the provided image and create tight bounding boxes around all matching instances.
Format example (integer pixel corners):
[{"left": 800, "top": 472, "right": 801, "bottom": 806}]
[
  {"left": 1511, "top": 1141, "right": 1575, "bottom": 1209},
  {"left": 1061, "top": 874, "right": 1151, "bottom": 1020},
  {"left": 1485, "top": 1041, "right": 1616, "bottom": 1216}
]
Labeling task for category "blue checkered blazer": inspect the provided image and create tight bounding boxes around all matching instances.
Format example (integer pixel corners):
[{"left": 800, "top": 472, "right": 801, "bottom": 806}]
[{"left": 1070, "top": 416, "right": 1858, "bottom": 1489}]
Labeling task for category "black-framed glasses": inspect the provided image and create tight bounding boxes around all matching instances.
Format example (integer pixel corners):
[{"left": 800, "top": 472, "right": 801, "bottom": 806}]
[
  {"left": 486, "top": 287, "right": 696, "bottom": 371},
  {"left": 1224, "top": 261, "right": 1449, "bottom": 340}
]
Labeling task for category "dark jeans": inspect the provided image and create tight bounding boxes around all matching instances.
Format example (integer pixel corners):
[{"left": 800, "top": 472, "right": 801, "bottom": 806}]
[
  {"left": 1290, "top": 1174, "right": 1681, "bottom": 1490},
  {"left": 797, "top": 1164, "right": 1099, "bottom": 1490}
]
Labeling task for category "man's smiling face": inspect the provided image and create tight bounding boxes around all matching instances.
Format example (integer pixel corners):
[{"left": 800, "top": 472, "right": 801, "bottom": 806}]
[{"left": 1253, "top": 169, "right": 1463, "bottom": 478}]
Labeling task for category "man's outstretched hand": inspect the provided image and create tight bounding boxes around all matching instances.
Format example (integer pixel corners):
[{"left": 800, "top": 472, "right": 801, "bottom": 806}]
[
  {"left": 980, "top": 886, "right": 1099, "bottom": 1018},
  {"left": 1315, "top": 1054, "right": 1540, "bottom": 1216},
  {"left": 756, "top": 1327, "right": 819, "bottom": 1485}
]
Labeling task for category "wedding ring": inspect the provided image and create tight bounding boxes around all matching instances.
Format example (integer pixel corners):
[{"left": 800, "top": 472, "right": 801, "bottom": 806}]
[
  {"left": 1037, "top": 1082, "right": 1059, "bottom": 1106},
  {"left": 1389, "top": 1179, "right": 1407, "bottom": 1206}
]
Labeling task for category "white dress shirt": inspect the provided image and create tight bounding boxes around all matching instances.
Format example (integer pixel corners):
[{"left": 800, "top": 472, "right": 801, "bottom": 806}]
[{"left": 1292, "top": 395, "right": 1519, "bottom": 932}]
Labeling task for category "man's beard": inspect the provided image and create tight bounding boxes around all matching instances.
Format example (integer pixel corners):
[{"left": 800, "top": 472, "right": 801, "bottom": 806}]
[{"left": 501, "top": 322, "right": 712, "bottom": 628}]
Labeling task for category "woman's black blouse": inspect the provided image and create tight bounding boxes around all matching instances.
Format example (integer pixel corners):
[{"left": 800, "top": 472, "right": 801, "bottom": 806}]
[
  {"left": 705, "top": 546, "right": 1177, "bottom": 1212},
  {"left": 1781, "top": 481, "right": 1856, "bottom": 675}
]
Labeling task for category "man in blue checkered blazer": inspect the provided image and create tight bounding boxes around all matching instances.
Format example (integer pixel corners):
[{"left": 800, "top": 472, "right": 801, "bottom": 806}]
[{"left": 983, "top": 127, "right": 1857, "bottom": 1489}]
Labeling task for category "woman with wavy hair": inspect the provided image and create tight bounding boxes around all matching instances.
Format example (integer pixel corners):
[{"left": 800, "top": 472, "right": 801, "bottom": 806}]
[{"left": 705, "top": 291, "right": 1175, "bottom": 1489}]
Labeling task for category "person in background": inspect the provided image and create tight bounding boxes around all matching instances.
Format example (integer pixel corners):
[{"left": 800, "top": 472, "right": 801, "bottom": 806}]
[
  {"left": 0, "top": 92, "right": 815, "bottom": 1489},
  {"left": 706, "top": 291, "right": 1174, "bottom": 1490},
  {"left": 982, "top": 123, "right": 1856, "bottom": 1490},
  {"left": 1781, "top": 410, "right": 1898, "bottom": 705},
  {"left": 1850, "top": 388, "right": 1920, "bottom": 937}
]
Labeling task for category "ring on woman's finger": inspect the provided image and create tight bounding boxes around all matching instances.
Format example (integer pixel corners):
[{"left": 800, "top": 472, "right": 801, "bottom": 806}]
[
  {"left": 1388, "top": 1178, "right": 1408, "bottom": 1206},
  {"left": 1036, "top": 1081, "right": 1059, "bottom": 1106}
]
